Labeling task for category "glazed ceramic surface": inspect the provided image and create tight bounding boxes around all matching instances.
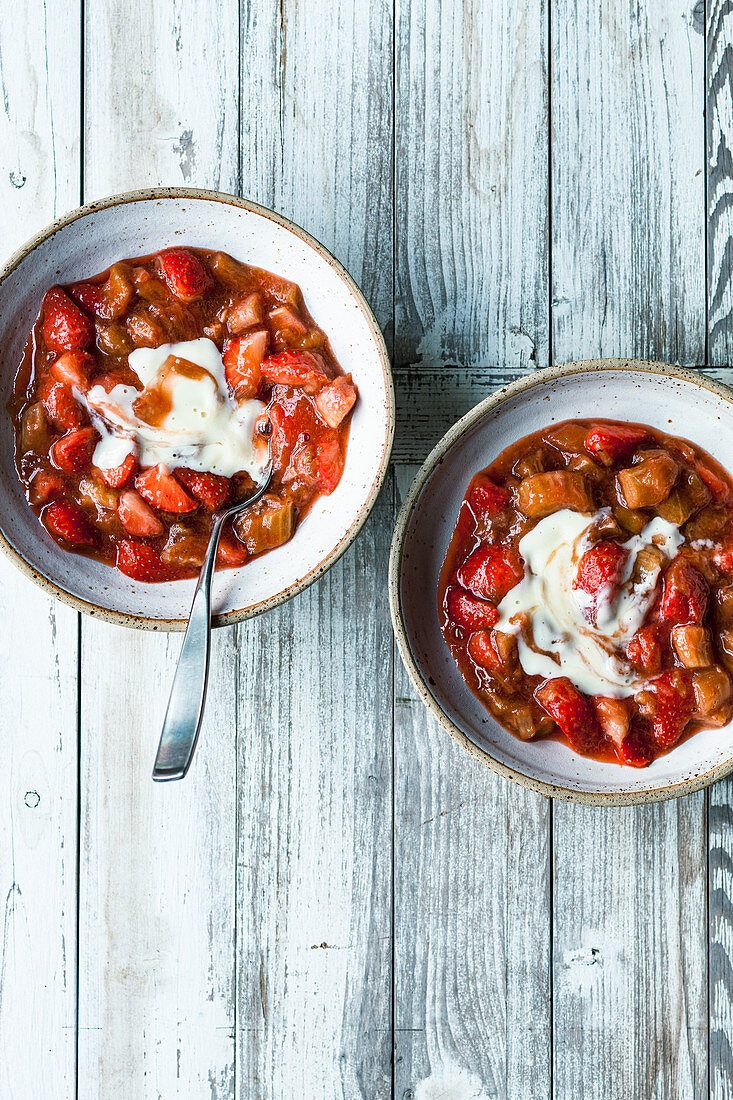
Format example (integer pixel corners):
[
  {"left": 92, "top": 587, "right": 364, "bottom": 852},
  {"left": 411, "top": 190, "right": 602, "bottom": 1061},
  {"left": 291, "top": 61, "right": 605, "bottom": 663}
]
[
  {"left": 0, "top": 189, "right": 394, "bottom": 629},
  {"left": 390, "top": 360, "right": 733, "bottom": 804}
]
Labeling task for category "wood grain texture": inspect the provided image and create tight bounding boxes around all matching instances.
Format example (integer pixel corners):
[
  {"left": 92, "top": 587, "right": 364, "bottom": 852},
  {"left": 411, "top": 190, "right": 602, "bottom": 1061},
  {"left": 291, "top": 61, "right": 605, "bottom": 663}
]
[
  {"left": 708, "top": 0, "right": 733, "bottom": 365},
  {"left": 395, "top": 0, "right": 550, "bottom": 373},
  {"left": 0, "top": 0, "right": 80, "bottom": 1095},
  {"left": 707, "top": 3, "right": 733, "bottom": 1096},
  {"left": 551, "top": 3, "right": 708, "bottom": 1097},
  {"left": 393, "top": 1, "right": 552, "bottom": 1095},
  {"left": 236, "top": 485, "right": 394, "bottom": 1099},
  {"left": 393, "top": 466, "right": 551, "bottom": 1100},
  {"left": 78, "top": 0, "right": 240, "bottom": 1094},
  {"left": 237, "top": 2, "right": 394, "bottom": 1095},
  {"left": 551, "top": 0, "right": 705, "bottom": 366}
]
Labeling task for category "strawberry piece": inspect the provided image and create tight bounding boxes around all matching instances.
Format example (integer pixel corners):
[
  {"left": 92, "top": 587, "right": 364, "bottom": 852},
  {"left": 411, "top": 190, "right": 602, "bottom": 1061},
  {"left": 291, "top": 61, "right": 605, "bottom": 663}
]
[
  {"left": 466, "top": 474, "right": 511, "bottom": 518},
  {"left": 118, "top": 490, "right": 165, "bottom": 537},
  {"left": 695, "top": 460, "right": 731, "bottom": 502},
  {"left": 216, "top": 527, "right": 249, "bottom": 567},
  {"left": 69, "top": 264, "right": 134, "bottom": 321},
  {"left": 157, "top": 248, "right": 212, "bottom": 302},
  {"left": 316, "top": 430, "right": 345, "bottom": 494},
  {"left": 314, "top": 375, "right": 357, "bottom": 429},
  {"left": 445, "top": 586, "right": 499, "bottom": 631},
  {"left": 39, "top": 378, "right": 86, "bottom": 430},
  {"left": 261, "top": 350, "right": 329, "bottom": 394},
  {"left": 51, "top": 427, "right": 98, "bottom": 474},
  {"left": 222, "top": 331, "right": 269, "bottom": 398},
  {"left": 49, "top": 350, "right": 95, "bottom": 391},
  {"left": 618, "top": 728, "right": 653, "bottom": 767},
  {"left": 136, "top": 464, "right": 197, "bottom": 513},
  {"left": 574, "top": 541, "right": 628, "bottom": 596},
  {"left": 42, "top": 287, "right": 94, "bottom": 353},
  {"left": 661, "top": 558, "right": 708, "bottom": 623},
  {"left": 116, "top": 540, "right": 170, "bottom": 582},
  {"left": 636, "top": 669, "right": 694, "bottom": 748},
  {"left": 626, "top": 624, "right": 662, "bottom": 673},
  {"left": 68, "top": 282, "right": 108, "bottom": 318},
  {"left": 28, "top": 470, "right": 66, "bottom": 506},
  {"left": 534, "top": 677, "right": 604, "bottom": 753},
  {"left": 176, "top": 468, "right": 231, "bottom": 511},
  {"left": 467, "top": 630, "right": 504, "bottom": 671},
  {"left": 97, "top": 451, "right": 137, "bottom": 489},
  {"left": 44, "top": 500, "right": 96, "bottom": 545},
  {"left": 584, "top": 423, "right": 649, "bottom": 465},
  {"left": 456, "top": 544, "right": 524, "bottom": 602}
]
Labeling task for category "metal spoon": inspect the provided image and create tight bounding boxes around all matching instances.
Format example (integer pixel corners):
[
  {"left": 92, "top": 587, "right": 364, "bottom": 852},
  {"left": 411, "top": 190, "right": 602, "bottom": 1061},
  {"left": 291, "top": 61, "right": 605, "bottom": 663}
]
[{"left": 152, "top": 448, "right": 273, "bottom": 782}]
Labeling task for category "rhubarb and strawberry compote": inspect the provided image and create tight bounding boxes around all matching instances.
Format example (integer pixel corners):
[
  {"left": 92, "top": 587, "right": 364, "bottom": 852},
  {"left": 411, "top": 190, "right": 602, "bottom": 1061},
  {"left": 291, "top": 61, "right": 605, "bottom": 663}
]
[
  {"left": 438, "top": 418, "right": 733, "bottom": 767},
  {"left": 9, "top": 248, "right": 357, "bottom": 582}
]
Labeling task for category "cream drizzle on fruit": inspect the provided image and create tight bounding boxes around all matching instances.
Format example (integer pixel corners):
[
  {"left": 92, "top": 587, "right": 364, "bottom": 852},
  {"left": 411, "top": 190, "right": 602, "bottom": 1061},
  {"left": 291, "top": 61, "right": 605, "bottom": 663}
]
[
  {"left": 495, "top": 509, "right": 684, "bottom": 698},
  {"left": 81, "top": 337, "right": 267, "bottom": 478}
]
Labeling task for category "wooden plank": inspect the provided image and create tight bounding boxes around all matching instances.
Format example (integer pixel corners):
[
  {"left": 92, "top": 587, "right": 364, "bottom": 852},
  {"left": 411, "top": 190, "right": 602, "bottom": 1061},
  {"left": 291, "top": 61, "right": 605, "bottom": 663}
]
[
  {"left": 236, "top": 484, "right": 394, "bottom": 1099},
  {"left": 77, "top": 0, "right": 240, "bottom": 1094},
  {"left": 0, "top": 2, "right": 81, "bottom": 1096},
  {"left": 707, "top": 2, "right": 733, "bottom": 1094},
  {"left": 236, "top": 1, "right": 394, "bottom": 1094},
  {"left": 394, "top": 0, "right": 550, "bottom": 374},
  {"left": 393, "top": 464, "right": 551, "bottom": 1100},
  {"left": 551, "top": 2, "right": 707, "bottom": 1097},
  {"left": 393, "top": 1, "right": 552, "bottom": 1095}
]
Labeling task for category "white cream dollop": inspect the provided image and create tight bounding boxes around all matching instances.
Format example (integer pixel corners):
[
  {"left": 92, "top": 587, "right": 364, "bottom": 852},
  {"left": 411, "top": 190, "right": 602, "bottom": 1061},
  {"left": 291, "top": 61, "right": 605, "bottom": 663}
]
[
  {"left": 83, "top": 338, "right": 266, "bottom": 478},
  {"left": 495, "top": 509, "right": 684, "bottom": 697}
]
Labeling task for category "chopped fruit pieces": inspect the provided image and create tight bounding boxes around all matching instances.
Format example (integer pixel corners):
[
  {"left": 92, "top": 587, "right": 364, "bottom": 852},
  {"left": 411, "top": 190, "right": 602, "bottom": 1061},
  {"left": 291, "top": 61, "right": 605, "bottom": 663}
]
[
  {"left": 584, "top": 423, "right": 649, "bottom": 464},
  {"left": 233, "top": 496, "right": 295, "bottom": 555},
  {"left": 261, "top": 350, "right": 329, "bottom": 393},
  {"left": 314, "top": 375, "right": 358, "bottom": 429},
  {"left": 692, "top": 666, "right": 731, "bottom": 716},
  {"left": 51, "top": 428, "right": 98, "bottom": 474},
  {"left": 574, "top": 541, "right": 628, "bottom": 597},
  {"left": 438, "top": 417, "right": 733, "bottom": 768},
  {"left": 466, "top": 474, "right": 511, "bottom": 518},
  {"left": 176, "top": 469, "right": 231, "bottom": 511},
  {"left": 50, "top": 350, "right": 95, "bottom": 391},
  {"left": 467, "top": 630, "right": 503, "bottom": 671},
  {"left": 227, "top": 293, "right": 265, "bottom": 334},
  {"left": 40, "top": 378, "right": 86, "bottom": 431},
  {"left": 118, "top": 490, "right": 165, "bottom": 538},
  {"left": 42, "top": 287, "right": 95, "bottom": 353},
  {"left": 222, "top": 331, "right": 268, "bottom": 397},
  {"left": 316, "top": 431, "right": 345, "bottom": 494},
  {"left": 661, "top": 558, "right": 708, "bottom": 623},
  {"left": 456, "top": 545, "right": 524, "bottom": 602},
  {"left": 13, "top": 248, "right": 355, "bottom": 584},
  {"left": 516, "top": 470, "right": 592, "bottom": 518},
  {"left": 617, "top": 451, "right": 679, "bottom": 509},
  {"left": 445, "top": 587, "right": 499, "bottom": 632},
  {"left": 97, "top": 452, "right": 137, "bottom": 489},
  {"left": 116, "top": 540, "right": 170, "bottom": 582},
  {"left": 135, "top": 465, "right": 197, "bottom": 514},
  {"left": 671, "top": 624, "right": 713, "bottom": 669},
  {"left": 636, "top": 669, "right": 694, "bottom": 748},
  {"left": 157, "top": 248, "right": 213, "bottom": 301},
  {"left": 44, "top": 500, "right": 96, "bottom": 545},
  {"left": 626, "top": 625, "right": 662, "bottom": 673},
  {"left": 593, "top": 696, "right": 630, "bottom": 747},
  {"left": 535, "top": 678, "right": 604, "bottom": 754}
]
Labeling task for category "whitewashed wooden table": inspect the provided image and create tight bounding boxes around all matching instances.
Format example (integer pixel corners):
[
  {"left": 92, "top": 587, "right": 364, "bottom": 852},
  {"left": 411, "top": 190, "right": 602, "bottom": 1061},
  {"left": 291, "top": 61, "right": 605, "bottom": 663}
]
[{"left": 2, "top": 0, "right": 732, "bottom": 1097}]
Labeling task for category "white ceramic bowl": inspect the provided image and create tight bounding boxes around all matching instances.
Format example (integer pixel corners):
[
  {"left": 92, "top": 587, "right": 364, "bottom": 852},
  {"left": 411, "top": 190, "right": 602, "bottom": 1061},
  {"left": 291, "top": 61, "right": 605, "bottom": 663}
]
[
  {"left": 389, "top": 359, "right": 733, "bottom": 805},
  {"left": 0, "top": 188, "right": 394, "bottom": 629}
]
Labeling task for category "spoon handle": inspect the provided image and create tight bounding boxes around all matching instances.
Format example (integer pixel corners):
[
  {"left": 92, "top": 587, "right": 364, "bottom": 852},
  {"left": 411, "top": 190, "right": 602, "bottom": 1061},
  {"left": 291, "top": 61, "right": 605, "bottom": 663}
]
[{"left": 152, "top": 514, "right": 225, "bottom": 781}]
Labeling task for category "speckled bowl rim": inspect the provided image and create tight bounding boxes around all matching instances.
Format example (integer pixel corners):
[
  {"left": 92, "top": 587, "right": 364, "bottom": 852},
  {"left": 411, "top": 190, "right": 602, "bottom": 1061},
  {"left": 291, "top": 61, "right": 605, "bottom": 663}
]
[
  {"left": 388, "top": 358, "right": 733, "bottom": 806},
  {"left": 0, "top": 186, "right": 395, "bottom": 631}
]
